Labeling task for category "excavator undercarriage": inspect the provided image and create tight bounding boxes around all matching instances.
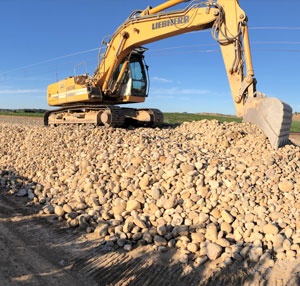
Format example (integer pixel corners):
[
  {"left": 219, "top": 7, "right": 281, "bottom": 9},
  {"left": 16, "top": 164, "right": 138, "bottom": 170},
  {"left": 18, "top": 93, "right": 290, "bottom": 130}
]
[{"left": 44, "top": 105, "right": 163, "bottom": 128}]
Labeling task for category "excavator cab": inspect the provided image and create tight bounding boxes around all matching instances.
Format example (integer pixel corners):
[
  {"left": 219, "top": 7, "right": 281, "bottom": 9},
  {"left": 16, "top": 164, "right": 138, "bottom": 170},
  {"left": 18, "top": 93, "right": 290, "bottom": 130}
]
[{"left": 111, "top": 48, "right": 148, "bottom": 98}]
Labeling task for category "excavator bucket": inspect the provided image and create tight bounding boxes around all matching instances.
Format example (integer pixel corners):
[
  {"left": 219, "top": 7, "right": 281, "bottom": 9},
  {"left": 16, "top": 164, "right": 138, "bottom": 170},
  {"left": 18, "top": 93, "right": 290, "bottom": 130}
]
[{"left": 243, "top": 97, "right": 293, "bottom": 149}]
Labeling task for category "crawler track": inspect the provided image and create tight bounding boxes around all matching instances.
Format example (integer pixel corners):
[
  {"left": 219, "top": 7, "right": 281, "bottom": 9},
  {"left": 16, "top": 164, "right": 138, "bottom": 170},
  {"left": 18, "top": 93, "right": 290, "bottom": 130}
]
[{"left": 44, "top": 105, "right": 164, "bottom": 128}]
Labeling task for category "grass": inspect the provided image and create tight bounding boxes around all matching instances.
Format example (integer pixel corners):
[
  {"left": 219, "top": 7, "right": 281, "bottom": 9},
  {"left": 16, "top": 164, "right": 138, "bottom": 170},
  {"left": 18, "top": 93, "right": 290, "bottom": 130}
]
[
  {"left": 163, "top": 112, "right": 242, "bottom": 124},
  {"left": 291, "top": 121, "right": 300, "bottom": 133},
  {"left": 0, "top": 111, "right": 44, "bottom": 117},
  {"left": 0, "top": 111, "right": 299, "bottom": 132}
]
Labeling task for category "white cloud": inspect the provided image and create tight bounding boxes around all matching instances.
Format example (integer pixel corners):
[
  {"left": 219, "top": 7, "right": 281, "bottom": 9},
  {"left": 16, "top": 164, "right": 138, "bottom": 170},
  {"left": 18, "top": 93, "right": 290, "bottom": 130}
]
[
  {"left": 151, "top": 87, "right": 211, "bottom": 96},
  {"left": 0, "top": 89, "right": 44, "bottom": 95},
  {"left": 151, "top": 76, "right": 173, "bottom": 83}
]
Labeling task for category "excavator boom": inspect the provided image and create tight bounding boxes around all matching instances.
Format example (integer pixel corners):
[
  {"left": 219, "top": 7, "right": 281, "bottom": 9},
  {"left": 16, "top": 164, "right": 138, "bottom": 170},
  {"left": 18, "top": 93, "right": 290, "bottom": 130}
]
[{"left": 45, "top": 0, "right": 293, "bottom": 149}]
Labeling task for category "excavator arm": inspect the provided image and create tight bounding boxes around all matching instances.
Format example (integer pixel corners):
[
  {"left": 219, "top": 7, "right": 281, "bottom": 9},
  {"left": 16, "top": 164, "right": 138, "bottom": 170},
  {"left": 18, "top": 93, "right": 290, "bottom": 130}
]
[{"left": 92, "top": 0, "right": 292, "bottom": 148}]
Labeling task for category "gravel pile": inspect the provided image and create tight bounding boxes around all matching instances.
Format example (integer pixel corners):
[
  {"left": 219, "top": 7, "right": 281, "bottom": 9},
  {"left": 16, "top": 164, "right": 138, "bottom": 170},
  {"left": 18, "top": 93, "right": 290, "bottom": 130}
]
[{"left": 0, "top": 119, "right": 299, "bottom": 268}]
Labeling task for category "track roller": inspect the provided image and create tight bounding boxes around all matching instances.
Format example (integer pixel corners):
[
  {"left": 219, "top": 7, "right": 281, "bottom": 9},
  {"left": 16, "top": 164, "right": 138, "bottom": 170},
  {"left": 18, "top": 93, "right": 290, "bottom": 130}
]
[{"left": 100, "top": 106, "right": 125, "bottom": 127}]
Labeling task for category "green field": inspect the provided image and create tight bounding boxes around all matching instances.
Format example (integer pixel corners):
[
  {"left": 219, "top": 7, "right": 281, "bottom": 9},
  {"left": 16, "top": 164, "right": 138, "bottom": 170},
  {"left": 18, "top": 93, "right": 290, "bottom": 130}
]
[
  {"left": 292, "top": 121, "right": 300, "bottom": 133},
  {"left": 0, "top": 111, "right": 299, "bottom": 132},
  {"left": 0, "top": 111, "right": 44, "bottom": 117},
  {"left": 163, "top": 112, "right": 242, "bottom": 124}
]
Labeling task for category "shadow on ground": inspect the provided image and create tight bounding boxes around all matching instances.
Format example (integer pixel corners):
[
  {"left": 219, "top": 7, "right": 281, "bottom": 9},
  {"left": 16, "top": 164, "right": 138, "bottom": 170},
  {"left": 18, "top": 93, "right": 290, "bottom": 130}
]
[{"left": 1, "top": 169, "right": 300, "bottom": 286}]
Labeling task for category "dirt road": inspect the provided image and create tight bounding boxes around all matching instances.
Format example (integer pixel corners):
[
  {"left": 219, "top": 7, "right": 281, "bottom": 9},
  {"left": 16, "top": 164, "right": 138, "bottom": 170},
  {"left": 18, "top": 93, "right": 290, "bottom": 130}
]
[{"left": 0, "top": 192, "right": 96, "bottom": 286}]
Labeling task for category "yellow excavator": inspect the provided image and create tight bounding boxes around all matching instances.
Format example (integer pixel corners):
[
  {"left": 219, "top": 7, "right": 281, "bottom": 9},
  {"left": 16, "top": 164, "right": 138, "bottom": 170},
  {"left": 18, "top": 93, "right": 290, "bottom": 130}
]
[{"left": 45, "top": 0, "right": 293, "bottom": 149}]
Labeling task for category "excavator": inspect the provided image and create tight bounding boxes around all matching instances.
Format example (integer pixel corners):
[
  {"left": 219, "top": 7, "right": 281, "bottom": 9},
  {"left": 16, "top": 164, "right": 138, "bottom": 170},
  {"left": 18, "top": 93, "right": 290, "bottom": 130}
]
[{"left": 44, "top": 0, "right": 293, "bottom": 149}]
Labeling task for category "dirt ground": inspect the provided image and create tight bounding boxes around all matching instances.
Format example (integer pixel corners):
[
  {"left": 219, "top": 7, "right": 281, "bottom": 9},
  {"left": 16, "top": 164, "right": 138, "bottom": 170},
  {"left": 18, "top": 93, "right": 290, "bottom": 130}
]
[
  {"left": 1, "top": 191, "right": 300, "bottom": 286},
  {"left": 1, "top": 115, "right": 300, "bottom": 285},
  {"left": 293, "top": 114, "right": 300, "bottom": 121}
]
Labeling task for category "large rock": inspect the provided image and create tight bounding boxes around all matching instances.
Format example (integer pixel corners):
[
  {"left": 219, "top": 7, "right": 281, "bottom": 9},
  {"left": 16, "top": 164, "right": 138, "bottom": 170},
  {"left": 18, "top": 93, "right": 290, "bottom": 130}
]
[
  {"left": 263, "top": 224, "right": 279, "bottom": 235},
  {"left": 205, "top": 224, "right": 218, "bottom": 242},
  {"left": 95, "top": 224, "right": 109, "bottom": 238},
  {"left": 221, "top": 210, "right": 234, "bottom": 224},
  {"left": 126, "top": 200, "right": 141, "bottom": 212},
  {"left": 278, "top": 180, "right": 294, "bottom": 192},
  {"left": 54, "top": 206, "right": 65, "bottom": 217},
  {"left": 207, "top": 243, "right": 223, "bottom": 260}
]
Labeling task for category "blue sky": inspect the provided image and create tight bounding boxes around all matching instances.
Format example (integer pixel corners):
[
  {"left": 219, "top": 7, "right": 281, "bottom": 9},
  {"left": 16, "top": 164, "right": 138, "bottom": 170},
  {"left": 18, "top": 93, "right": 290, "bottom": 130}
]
[{"left": 0, "top": 0, "right": 299, "bottom": 114}]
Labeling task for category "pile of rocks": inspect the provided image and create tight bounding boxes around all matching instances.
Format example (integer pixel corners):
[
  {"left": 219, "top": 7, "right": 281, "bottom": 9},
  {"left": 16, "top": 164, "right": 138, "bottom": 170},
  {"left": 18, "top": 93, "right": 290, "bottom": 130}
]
[{"left": 0, "top": 119, "right": 299, "bottom": 267}]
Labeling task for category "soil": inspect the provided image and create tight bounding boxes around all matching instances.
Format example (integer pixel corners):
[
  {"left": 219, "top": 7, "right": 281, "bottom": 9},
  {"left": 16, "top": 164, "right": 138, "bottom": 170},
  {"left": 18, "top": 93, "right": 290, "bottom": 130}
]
[{"left": 293, "top": 114, "right": 300, "bottom": 121}]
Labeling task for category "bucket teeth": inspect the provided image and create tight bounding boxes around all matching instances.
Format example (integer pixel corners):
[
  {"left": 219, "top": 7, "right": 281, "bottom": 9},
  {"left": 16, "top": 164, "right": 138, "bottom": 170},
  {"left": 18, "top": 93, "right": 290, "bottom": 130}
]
[{"left": 243, "top": 97, "right": 293, "bottom": 149}]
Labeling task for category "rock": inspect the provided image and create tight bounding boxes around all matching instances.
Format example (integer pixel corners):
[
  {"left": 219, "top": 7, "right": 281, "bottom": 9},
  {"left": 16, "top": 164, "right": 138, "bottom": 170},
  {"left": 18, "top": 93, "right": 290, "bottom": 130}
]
[
  {"left": 139, "top": 174, "right": 150, "bottom": 190},
  {"left": 177, "top": 225, "right": 189, "bottom": 236},
  {"left": 249, "top": 232, "right": 263, "bottom": 242},
  {"left": 28, "top": 192, "right": 34, "bottom": 199},
  {"left": 208, "top": 180, "right": 219, "bottom": 190},
  {"left": 66, "top": 211, "right": 78, "bottom": 220},
  {"left": 112, "top": 200, "right": 126, "bottom": 215},
  {"left": 199, "top": 212, "right": 209, "bottom": 223},
  {"left": 164, "top": 197, "right": 176, "bottom": 209},
  {"left": 221, "top": 210, "right": 234, "bottom": 224},
  {"left": 117, "top": 239, "right": 126, "bottom": 247},
  {"left": 286, "top": 250, "right": 296, "bottom": 258},
  {"left": 69, "top": 218, "right": 79, "bottom": 228},
  {"left": 205, "top": 224, "right": 218, "bottom": 242},
  {"left": 143, "top": 232, "right": 153, "bottom": 244},
  {"left": 2, "top": 114, "right": 300, "bottom": 266},
  {"left": 16, "top": 189, "right": 27, "bottom": 197},
  {"left": 249, "top": 247, "right": 263, "bottom": 262},
  {"left": 263, "top": 224, "right": 279, "bottom": 235},
  {"left": 220, "top": 222, "right": 232, "bottom": 234},
  {"left": 217, "top": 238, "right": 230, "bottom": 248},
  {"left": 95, "top": 224, "right": 109, "bottom": 238},
  {"left": 180, "top": 164, "right": 194, "bottom": 174},
  {"left": 272, "top": 234, "right": 285, "bottom": 251},
  {"left": 283, "top": 239, "right": 291, "bottom": 251},
  {"left": 240, "top": 246, "right": 250, "bottom": 258},
  {"left": 211, "top": 208, "right": 221, "bottom": 219},
  {"left": 124, "top": 244, "right": 132, "bottom": 251},
  {"left": 171, "top": 213, "right": 183, "bottom": 226},
  {"left": 194, "top": 256, "right": 208, "bottom": 266},
  {"left": 157, "top": 225, "right": 167, "bottom": 236},
  {"left": 158, "top": 246, "right": 168, "bottom": 252},
  {"left": 207, "top": 243, "right": 223, "bottom": 260},
  {"left": 165, "top": 169, "right": 176, "bottom": 178},
  {"left": 259, "top": 252, "right": 272, "bottom": 267},
  {"left": 76, "top": 203, "right": 87, "bottom": 210},
  {"left": 134, "top": 218, "right": 147, "bottom": 229},
  {"left": 78, "top": 216, "right": 89, "bottom": 230},
  {"left": 54, "top": 206, "right": 65, "bottom": 217},
  {"left": 179, "top": 254, "right": 189, "bottom": 264},
  {"left": 44, "top": 205, "right": 54, "bottom": 214},
  {"left": 278, "top": 180, "right": 294, "bottom": 192},
  {"left": 276, "top": 252, "right": 286, "bottom": 260},
  {"left": 126, "top": 200, "right": 141, "bottom": 212},
  {"left": 187, "top": 243, "right": 198, "bottom": 253},
  {"left": 154, "top": 235, "right": 167, "bottom": 246},
  {"left": 63, "top": 204, "right": 72, "bottom": 213},
  {"left": 151, "top": 188, "right": 161, "bottom": 200},
  {"left": 191, "top": 233, "right": 205, "bottom": 243},
  {"left": 132, "top": 232, "right": 143, "bottom": 241}
]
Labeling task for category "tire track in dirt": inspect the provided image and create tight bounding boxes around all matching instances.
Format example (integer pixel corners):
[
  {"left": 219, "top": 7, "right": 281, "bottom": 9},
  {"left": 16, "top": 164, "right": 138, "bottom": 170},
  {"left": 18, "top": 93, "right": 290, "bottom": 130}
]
[{"left": 0, "top": 192, "right": 95, "bottom": 286}]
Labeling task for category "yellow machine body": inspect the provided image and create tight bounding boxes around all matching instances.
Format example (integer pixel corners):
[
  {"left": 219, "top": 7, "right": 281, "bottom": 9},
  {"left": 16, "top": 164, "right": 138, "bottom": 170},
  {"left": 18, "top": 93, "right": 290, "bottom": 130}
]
[
  {"left": 47, "top": 77, "right": 90, "bottom": 106},
  {"left": 45, "top": 0, "right": 292, "bottom": 149}
]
